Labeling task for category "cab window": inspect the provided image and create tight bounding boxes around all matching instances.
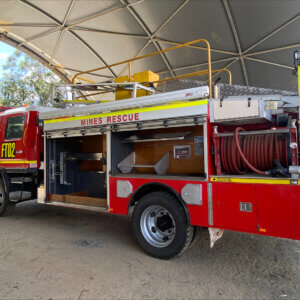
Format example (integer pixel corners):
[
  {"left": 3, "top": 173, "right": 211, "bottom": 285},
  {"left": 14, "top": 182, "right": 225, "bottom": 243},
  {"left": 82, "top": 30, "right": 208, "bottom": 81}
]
[{"left": 5, "top": 115, "right": 26, "bottom": 140}]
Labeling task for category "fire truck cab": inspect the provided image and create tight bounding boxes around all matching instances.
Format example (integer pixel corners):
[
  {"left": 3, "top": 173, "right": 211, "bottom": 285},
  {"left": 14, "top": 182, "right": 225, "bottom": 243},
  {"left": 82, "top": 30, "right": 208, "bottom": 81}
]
[{"left": 0, "top": 106, "right": 52, "bottom": 214}]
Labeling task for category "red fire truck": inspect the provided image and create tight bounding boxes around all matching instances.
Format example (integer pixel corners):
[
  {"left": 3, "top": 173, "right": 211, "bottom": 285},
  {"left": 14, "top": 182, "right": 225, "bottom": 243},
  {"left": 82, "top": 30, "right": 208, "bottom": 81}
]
[{"left": 0, "top": 40, "right": 299, "bottom": 259}]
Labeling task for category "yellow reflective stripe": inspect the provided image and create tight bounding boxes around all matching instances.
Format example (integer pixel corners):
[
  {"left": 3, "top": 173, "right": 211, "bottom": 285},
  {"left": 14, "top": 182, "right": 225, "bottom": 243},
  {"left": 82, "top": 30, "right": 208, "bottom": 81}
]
[
  {"left": 44, "top": 99, "right": 208, "bottom": 124},
  {"left": 210, "top": 177, "right": 297, "bottom": 185},
  {"left": 0, "top": 160, "right": 37, "bottom": 164}
]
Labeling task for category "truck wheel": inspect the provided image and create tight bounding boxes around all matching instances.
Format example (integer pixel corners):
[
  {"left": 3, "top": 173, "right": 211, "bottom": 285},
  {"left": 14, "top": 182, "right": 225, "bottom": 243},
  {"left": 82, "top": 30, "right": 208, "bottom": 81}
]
[
  {"left": 132, "top": 191, "right": 193, "bottom": 259},
  {"left": 0, "top": 179, "right": 15, "bottom": 217}
]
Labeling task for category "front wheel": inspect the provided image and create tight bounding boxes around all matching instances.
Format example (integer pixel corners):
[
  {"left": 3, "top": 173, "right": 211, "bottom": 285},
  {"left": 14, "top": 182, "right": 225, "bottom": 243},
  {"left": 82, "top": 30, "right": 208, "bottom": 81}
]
[
  {"left": 0, "top": 179, "right": 15, "bottom": 217},
  {"left": 132, "top": 191, "right": 193, "bottom": 259}
]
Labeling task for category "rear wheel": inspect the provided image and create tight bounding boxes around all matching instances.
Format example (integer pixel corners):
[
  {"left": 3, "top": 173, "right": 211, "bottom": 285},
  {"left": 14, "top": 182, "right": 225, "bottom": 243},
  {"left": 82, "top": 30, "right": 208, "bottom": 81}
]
[
  {"left": 132, "top": 191, "right": 193, "bottom": 259},
  {"left": 0, "top": 179, "right": 15, "bottom": 217}
]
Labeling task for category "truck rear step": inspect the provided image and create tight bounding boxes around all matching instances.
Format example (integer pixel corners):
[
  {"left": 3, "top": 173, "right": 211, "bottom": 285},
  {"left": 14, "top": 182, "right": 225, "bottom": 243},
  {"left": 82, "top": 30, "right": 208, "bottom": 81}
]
[{"left": 46, "top": 201, "right": 108, "bottom": 213}]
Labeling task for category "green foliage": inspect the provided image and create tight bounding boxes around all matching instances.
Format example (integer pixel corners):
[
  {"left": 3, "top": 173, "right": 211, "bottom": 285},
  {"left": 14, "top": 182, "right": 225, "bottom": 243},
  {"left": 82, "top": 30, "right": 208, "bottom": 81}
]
[{"left": 0, "top": 50, "right": 61, "bottom": 107}]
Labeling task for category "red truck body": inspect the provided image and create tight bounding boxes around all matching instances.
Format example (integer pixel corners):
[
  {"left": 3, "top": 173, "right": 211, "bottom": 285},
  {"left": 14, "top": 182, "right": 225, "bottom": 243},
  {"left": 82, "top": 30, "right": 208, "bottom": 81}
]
[{"left": 0, "top": 91, "right": 299, "bottom": 259}]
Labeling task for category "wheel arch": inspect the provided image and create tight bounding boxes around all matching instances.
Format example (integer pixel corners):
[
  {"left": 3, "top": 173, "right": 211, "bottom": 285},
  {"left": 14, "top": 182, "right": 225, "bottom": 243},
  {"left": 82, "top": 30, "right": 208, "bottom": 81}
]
[{"left": 128, "top": 182, "right": 191, "bottom": 225}]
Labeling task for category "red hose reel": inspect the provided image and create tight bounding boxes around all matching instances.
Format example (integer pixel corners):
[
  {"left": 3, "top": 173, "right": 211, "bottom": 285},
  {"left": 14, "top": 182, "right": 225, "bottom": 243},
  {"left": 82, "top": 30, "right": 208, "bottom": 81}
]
[{"left": 219, "top": 127, "right": 289, "bottom": 175}]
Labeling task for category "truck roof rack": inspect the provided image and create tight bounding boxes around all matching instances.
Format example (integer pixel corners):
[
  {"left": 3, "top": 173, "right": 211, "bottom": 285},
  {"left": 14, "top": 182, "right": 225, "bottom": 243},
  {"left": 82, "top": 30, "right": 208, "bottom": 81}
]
[{"left": 39, "top": 86, "right": 210, "bottom": 121}]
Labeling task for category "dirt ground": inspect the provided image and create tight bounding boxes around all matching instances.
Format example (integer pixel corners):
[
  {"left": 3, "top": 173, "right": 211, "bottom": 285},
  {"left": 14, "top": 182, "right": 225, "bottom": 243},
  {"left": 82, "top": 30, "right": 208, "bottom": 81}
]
[{"left": 0, "top": 200, "right": 299, "bottom": 299}]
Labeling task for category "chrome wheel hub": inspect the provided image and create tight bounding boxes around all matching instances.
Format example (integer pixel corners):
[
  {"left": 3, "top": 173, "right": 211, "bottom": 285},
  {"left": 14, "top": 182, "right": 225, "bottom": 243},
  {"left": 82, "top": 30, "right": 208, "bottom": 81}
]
[{"left": 140, "top": 205, "right": 176, "bottom": 248}]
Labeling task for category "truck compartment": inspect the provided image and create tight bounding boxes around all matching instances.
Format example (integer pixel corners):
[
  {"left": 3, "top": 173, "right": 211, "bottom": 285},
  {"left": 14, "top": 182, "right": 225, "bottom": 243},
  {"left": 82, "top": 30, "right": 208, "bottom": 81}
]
[
  {"left": 46, "top": 135, "right": 107, "bottom": 207},
  {"left": 112, "top": 125, "right": 205, "bottom": 177}
]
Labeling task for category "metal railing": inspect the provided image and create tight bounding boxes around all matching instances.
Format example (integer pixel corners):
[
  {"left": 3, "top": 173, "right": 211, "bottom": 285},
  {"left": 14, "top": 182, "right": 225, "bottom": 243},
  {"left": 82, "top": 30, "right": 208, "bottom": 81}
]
[
  {"left": 72, "top": 39, "right": 213, "bottom": 97},
  {"left": 69, "top": 38, "right": 232, "bottom": 101}
]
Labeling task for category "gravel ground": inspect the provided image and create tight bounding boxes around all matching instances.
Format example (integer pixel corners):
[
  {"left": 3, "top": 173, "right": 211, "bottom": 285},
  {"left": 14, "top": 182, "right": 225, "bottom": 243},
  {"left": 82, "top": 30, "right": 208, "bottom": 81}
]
[{"left": 0, "top": 200, "right": 299, "bottom": 299}]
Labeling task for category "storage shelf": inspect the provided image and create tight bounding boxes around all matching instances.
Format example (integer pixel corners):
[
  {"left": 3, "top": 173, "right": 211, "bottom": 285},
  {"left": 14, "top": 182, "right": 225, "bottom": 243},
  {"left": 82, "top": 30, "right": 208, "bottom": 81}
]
[{"left": 122, "top": 132, "right": 192, "bottom": 143}]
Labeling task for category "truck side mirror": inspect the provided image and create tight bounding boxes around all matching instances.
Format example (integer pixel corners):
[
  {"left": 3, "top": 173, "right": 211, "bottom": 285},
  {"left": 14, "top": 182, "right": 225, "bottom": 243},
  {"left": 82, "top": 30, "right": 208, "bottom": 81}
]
[
  {"left": 293, "top": 50, "right": 300, "bottom": 76},
  {"left": 294, "top": 50, "right": 300, "bottom": 66}
]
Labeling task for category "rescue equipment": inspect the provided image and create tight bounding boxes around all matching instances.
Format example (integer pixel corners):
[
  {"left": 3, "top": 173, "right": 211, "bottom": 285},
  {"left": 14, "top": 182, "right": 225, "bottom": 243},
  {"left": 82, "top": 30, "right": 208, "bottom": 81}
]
[{"left": 220, "top": 127, "right": 288, "bottom": 175}]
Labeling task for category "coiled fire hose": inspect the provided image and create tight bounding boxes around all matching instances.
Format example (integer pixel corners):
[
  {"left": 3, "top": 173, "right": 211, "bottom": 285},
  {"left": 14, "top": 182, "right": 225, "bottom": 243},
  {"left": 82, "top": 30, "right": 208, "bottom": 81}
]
[{"left": 220, "top": 127, "right": 288, "bottom": 175}]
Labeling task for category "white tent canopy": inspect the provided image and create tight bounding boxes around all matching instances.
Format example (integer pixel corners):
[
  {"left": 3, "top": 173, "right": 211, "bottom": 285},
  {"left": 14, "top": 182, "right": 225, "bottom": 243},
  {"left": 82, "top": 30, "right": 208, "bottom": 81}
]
[{"left": 0, "top": 0, "right": 299, "bottom": 91}]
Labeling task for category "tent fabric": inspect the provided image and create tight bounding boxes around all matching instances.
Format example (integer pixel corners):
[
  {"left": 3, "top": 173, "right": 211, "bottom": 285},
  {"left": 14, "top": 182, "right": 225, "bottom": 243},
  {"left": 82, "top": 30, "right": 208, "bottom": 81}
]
[{"left": 0, "top": 0, "right": 299, "bottom": 92}]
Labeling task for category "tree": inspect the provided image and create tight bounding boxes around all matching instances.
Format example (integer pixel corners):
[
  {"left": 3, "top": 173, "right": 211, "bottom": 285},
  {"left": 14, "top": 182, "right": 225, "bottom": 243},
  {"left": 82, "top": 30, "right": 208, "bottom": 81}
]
[{"left": 0, "top": 50, "right": 61, "bottom": 107}]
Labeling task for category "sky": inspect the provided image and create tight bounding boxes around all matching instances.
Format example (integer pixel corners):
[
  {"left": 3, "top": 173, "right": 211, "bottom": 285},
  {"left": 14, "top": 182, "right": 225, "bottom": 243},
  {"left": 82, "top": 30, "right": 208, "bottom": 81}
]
[{"left": 0, "top": 42, "right": 14, "bottom": 68}]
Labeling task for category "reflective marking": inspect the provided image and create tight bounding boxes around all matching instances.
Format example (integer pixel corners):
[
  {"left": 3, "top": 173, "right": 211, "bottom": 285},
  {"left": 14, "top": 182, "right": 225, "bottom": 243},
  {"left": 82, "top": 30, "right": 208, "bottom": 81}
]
[
  {"left": 1, "top": 142, "right": 16, "bottom": 158},
  {"left": 44, "top": 99, "right": 208, "bottom": 124},
  {"left": 210, "top": 177, "right": 298, "bottom": 185},
  {"left": 0, "top": 160, "right": 37, "bottom": 164}
]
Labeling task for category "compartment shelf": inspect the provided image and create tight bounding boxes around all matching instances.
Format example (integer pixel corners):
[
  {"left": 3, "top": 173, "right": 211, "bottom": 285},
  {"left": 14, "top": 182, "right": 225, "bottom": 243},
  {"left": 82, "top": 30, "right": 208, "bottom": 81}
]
[{"left": 122, "top": 132, "right": 192, "bottom": 143}]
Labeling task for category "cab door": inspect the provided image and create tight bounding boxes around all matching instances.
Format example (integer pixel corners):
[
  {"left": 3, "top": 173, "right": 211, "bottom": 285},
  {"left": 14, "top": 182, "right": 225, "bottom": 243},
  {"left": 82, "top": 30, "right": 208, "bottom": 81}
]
[{"left": 0, "top": 113, "right": 27, "bottom": 165}]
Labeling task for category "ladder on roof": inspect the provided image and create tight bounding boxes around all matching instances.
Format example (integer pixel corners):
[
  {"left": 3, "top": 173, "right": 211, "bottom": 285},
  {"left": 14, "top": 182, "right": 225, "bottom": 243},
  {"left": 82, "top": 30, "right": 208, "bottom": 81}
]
[{"left": 39, "top": 86, "right": 210, "bottom": 121}]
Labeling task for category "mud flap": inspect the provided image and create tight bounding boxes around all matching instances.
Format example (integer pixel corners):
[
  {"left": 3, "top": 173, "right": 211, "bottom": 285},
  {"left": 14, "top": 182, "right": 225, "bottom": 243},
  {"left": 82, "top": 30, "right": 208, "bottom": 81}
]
[{"left": 208, "top": 227, "right": 224, "bottom": 248}]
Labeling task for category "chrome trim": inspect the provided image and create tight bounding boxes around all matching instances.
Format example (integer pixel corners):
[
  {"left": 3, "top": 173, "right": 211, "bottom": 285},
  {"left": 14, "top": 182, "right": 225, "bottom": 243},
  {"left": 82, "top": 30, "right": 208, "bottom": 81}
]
[
  {"left": 203, "top": 120, "right": 208, "bottom": 179},
  {"left": 106, "top": 131, "right": 111, "bottom": 208},
  {"left": 42, "top": 134, "right": 47, "bottom": 204},
  {"left": 208, "top": 183, "right": 213, "bottom": 226}
]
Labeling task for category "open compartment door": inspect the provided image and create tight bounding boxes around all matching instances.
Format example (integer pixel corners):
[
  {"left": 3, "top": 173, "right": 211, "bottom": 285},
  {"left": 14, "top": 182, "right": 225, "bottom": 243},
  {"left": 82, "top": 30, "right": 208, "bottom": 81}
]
[{"left": 44, "top": 133, "right": 109, "bottom": 211}]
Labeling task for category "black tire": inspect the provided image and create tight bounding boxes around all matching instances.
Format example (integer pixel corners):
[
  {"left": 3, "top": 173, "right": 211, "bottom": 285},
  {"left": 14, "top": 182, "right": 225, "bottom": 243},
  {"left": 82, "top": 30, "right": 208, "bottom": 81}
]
[
  {"left": 132, "top": 191, "right": 193, "bottom": 259},
  {"left": 0, "top": 179, "right": 15, "bottom": 217}
]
